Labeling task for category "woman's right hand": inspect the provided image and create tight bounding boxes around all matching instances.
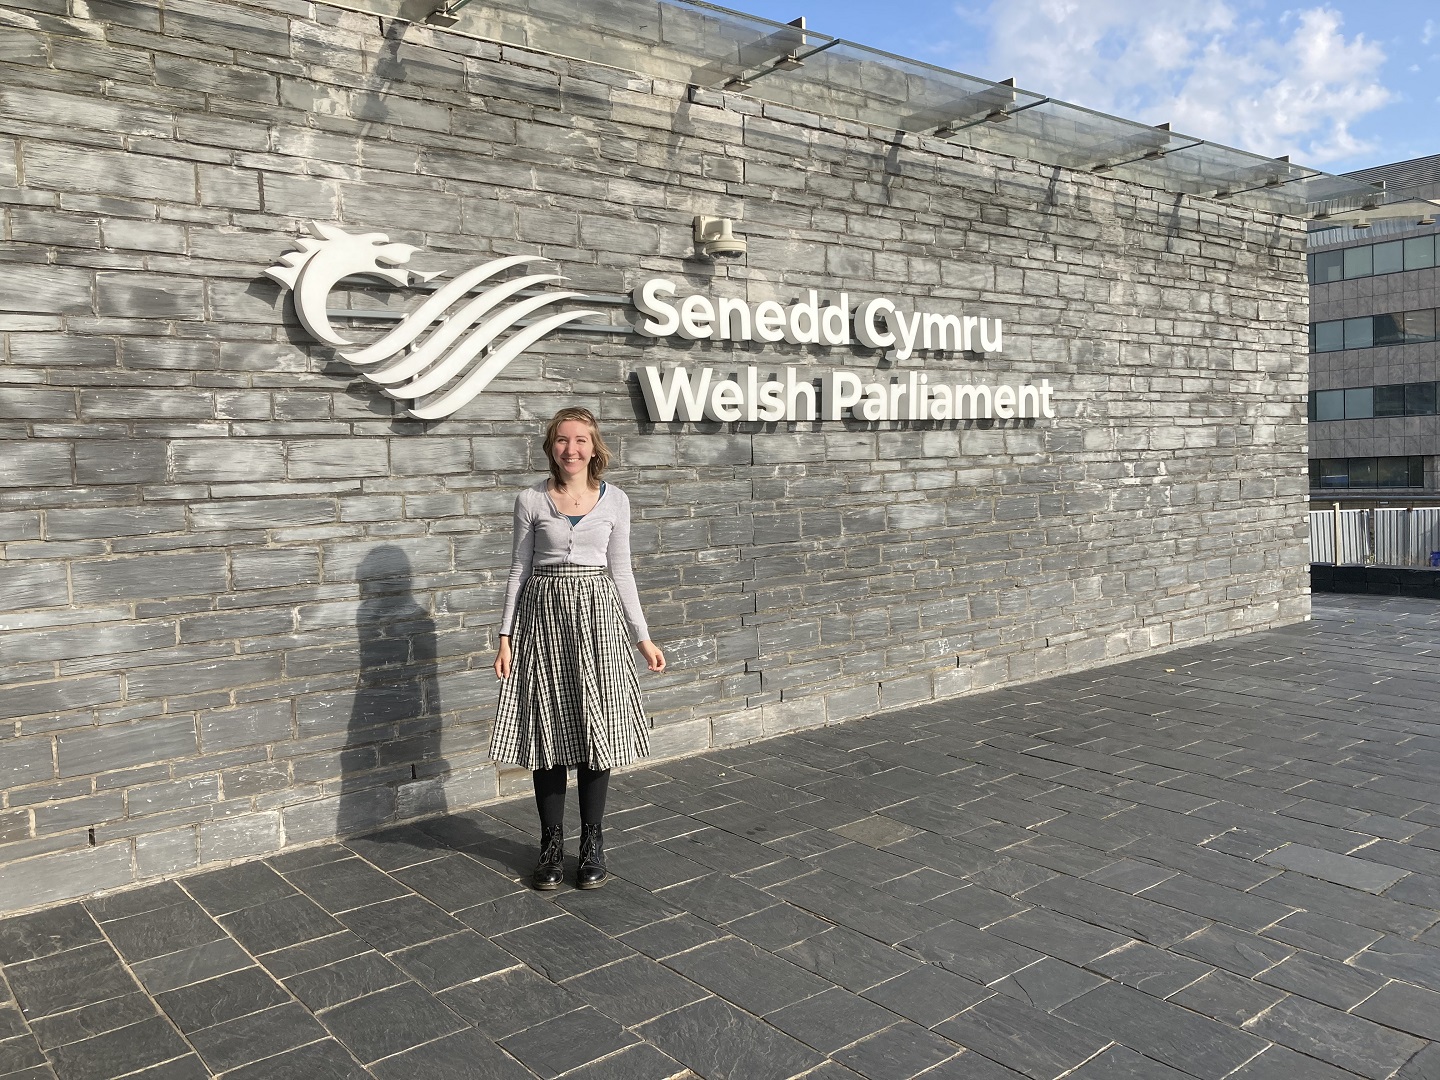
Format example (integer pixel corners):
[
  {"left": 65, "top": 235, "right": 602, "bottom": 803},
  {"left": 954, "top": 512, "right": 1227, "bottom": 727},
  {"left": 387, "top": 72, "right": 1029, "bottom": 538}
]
[
  {"left": 638, "top": 639, "right": 666, "bottom": 673},
  {"left": 494, "top": 637, "right": 512, "bottom": 680}
]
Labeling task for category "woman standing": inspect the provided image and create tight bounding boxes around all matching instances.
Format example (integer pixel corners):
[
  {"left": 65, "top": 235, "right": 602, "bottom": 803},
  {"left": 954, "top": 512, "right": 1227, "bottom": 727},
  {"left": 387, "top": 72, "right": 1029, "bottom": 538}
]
[{"left": 493, "top": 407, "right": 665, "bottom": 890}]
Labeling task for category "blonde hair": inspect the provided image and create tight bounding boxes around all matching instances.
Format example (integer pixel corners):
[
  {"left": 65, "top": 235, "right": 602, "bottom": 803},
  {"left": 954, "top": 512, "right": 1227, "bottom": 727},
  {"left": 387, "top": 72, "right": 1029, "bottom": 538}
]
[{"left": 543, "top": 407, "right": 610, "bottom": 489}]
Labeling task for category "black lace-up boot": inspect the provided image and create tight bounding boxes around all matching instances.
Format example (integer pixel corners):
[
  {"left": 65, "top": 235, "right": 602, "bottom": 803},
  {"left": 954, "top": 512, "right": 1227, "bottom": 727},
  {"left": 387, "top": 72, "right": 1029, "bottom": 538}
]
[
  {"left": 576, "top": 823, "right": 607, "bottom": 889},
  {"left": 532, "top": 825, "right": 565, "bottom": 890}
]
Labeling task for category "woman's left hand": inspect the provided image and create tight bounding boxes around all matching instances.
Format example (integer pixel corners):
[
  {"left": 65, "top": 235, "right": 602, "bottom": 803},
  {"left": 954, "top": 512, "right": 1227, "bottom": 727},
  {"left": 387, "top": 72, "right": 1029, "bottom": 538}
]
[{"left": 638, "top": 640, "right": 666, "bottom": 673}]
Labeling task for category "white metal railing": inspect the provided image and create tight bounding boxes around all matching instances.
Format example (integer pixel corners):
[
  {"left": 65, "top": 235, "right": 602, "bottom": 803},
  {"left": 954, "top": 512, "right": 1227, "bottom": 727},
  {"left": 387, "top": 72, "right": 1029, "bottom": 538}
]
[{"left": 1309, "top": 507, "right": 1440, "bottom": 567}]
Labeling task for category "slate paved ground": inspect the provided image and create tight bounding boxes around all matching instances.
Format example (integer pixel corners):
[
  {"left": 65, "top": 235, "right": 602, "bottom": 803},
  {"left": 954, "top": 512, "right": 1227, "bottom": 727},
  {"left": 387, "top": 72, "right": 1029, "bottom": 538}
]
[{"left": 3, "top": 593, "right": 1440, "bottom": 1080}]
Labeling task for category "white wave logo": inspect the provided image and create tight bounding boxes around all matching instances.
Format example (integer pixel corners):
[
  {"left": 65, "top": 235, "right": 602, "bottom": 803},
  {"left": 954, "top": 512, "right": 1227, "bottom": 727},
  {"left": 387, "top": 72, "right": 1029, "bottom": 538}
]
[{"left": 266, "top": 222, "right": 600, "bottom": 420}]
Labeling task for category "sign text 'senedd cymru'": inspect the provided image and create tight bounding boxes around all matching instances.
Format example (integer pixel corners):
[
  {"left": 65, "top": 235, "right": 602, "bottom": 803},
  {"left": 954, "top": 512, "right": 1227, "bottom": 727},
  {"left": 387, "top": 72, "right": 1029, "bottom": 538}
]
[{"left": 631, "top": 279, "right": 1056, "bottom": 423}]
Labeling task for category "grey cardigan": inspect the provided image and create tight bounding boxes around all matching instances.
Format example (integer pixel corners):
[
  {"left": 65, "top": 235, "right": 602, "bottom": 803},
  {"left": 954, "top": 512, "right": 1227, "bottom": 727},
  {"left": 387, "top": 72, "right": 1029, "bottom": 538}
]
[{"left": 499, "top": 480, "right": 650, "bottom": 642}]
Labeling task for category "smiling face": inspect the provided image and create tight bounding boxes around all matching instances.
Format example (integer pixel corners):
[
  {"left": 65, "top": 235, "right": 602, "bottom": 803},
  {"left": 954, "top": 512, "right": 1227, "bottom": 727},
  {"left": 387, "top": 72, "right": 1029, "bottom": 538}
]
[
  {"left": 542, "top": 407, "right": 609, "bottom": 489},
  {"left": 550, "top": 419, "right": 596, "bottom": 485}
]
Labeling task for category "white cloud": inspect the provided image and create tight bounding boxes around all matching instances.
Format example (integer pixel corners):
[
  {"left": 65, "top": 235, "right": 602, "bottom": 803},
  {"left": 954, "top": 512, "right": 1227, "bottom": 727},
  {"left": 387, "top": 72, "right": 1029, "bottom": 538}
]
[
  {"left": 964, "top": 1, "right": 1392, "bottom": 164},
  {"left": 1424, "top": 19, "right": 1436, "bottom": 45}
]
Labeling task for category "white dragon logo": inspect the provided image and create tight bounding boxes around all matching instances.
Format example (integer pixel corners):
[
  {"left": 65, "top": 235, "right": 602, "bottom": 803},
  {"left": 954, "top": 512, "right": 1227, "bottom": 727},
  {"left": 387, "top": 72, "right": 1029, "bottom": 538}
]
[{"left": 266, "top": 222, "right": 600, "bottom": 420}]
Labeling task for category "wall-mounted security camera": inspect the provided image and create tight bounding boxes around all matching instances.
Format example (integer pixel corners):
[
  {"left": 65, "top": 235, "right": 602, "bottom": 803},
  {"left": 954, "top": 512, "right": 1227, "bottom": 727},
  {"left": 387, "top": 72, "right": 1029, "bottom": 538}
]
[{"left": 694, "top": 216, "right": 747, "bottom": 259}]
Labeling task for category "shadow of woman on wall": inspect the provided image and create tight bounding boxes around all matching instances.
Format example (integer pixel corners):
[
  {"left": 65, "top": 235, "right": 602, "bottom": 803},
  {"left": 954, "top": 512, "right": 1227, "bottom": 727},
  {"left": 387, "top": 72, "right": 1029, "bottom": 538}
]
[{"left": 339, "top": 545, "right": 449, "bottom": 838}]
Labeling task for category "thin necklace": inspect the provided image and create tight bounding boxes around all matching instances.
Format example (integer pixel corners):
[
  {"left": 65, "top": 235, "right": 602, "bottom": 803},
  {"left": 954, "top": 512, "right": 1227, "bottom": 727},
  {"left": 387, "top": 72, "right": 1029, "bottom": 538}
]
[{"left": 555, "top": 481, "right": 589, "bottom": 508}]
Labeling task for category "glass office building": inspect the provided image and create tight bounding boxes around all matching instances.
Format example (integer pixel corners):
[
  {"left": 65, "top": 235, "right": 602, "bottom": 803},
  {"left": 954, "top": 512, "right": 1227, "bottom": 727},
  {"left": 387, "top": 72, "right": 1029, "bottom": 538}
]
[{"left": 1308, "top": 155, "right": 1440, "bottom": 499}]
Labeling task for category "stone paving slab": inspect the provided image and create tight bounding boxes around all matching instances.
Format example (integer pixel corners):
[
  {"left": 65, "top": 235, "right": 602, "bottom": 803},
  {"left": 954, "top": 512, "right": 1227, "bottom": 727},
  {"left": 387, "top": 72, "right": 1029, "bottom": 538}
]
[
  {"left": 1, "top": 593, "right": 1438, "bottom": 1079},
  {"left": 1259, "top": 845, "right": 1411, "bottom": 895}
]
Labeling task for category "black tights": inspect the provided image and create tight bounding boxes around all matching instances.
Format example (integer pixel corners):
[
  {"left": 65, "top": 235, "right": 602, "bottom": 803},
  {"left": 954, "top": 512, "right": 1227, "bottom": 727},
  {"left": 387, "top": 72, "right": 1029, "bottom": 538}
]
[{"left": 533, "top": 765, "right": 609, "bottom": 830}]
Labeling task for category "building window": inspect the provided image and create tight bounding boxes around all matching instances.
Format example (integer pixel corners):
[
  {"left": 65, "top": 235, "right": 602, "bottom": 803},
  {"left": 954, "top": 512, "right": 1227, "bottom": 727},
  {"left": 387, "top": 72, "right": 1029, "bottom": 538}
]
[
  {"left": 1309, "top": 309, "right": 1439, "bottom": 353},
  {"left": 1349, "top": 457, "right": 1378, "bottom": 486},
  {"left": 1314, "top": 320, "right": 1344, "bottom": 352},
  {"left": 1309, "top": 381, "right": 1440, "bottom": 420},
  {"left": 1343, "top": 387, "right": 1373, "bottom": 419},
  {"left": 1374, "top": 313, "right": 1405, "bottom": 346},
  {"left": 1342, "top": 246, "right": 1373, "bottom": 280},
  {"left": 1377, "top": 458, "right": 1410, "bottom": 487},
  {"left": 1309, "top": 456, "right": 1427, "bottom": 489},
  {"left": 1403, "top": 310, "right": 1436, "bottom": 343},
  {"left": 1312, "top": 249, "right": 1344, "bottom": 283},
  {"left": 1313, "top": 389, "right": 1345, "bottom": 420},
  {"left": 1404, "top": 235, "right": 1436, "bottom": 270},
  {"left": 1343, "top": 317, "right": 1374, "bottom": 350},
  {"left": 1373, "top": 240, "right": 1404, "bottom": 275},
  {"left": 1308, "top": 233, "right": 1437, "bottom": 283},
  {"left": 1312, "top": 459, "right": 1347, "bottom": 487},
  {"left": 1373, "top": 311, "right": 1436, "bottom": 345},
  {"left": 1407, "top": 382, "right": 1437, "bottom": 415},
  {"left": 1374, "top": 384, "right": 1407, "bottom": 416}
]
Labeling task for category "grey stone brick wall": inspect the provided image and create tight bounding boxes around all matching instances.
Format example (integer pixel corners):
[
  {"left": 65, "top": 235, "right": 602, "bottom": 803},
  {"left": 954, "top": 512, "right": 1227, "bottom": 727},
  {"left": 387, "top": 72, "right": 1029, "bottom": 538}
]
[{"left": 0, "top": 0, "right": 1310, "bottom": 914}]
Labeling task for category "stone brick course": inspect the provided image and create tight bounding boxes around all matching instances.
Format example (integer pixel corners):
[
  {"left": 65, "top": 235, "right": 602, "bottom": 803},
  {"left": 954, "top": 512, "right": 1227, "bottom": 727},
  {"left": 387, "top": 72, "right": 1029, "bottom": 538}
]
[{"left": 0, "top": 0, "right": 1309, "bottom": 913}]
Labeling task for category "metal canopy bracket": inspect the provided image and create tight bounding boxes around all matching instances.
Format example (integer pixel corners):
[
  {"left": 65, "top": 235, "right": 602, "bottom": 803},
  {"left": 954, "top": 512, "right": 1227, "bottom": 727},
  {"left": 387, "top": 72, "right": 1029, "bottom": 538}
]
[
  {"left": 1086, "top": 124, "right": 1178, "bottom": 173},
  {"left": 424, "top": 0, "right": 474, "bottom": 26},
  {"left": 695, "top": 16, "right": 818, "bottom": 90},
  {"left": 719, "top": 38, "right": 836, "bottom": 91},
  {"left": 895, "top": 78, "right": 1018, "bottom": 135},
  {"left": 1212, "top": 156, "right": 1300, "bottom": 200},
  {"left": 935, "top": 94, "right": 1050, "bottom": 139}
]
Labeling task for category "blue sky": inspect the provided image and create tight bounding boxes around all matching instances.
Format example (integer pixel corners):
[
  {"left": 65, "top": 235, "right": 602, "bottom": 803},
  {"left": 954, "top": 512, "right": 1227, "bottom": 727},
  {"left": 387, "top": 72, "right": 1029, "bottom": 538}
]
[{"left": 732, "top": 0, "right": 1440, "bottom": 174}]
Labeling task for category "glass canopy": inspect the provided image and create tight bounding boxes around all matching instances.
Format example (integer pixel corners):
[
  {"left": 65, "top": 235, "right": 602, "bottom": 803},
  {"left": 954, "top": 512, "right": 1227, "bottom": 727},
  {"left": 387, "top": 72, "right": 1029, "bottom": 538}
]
[{"left": 433, "top": 0, "right": 1382, "bottom": 216}]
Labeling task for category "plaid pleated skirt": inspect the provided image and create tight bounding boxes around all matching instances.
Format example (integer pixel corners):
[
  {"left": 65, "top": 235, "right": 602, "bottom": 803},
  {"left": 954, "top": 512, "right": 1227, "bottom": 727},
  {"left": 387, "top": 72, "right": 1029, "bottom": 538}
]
[{"left": 492, "top": 564, "right": 650, "bottom": 771}]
